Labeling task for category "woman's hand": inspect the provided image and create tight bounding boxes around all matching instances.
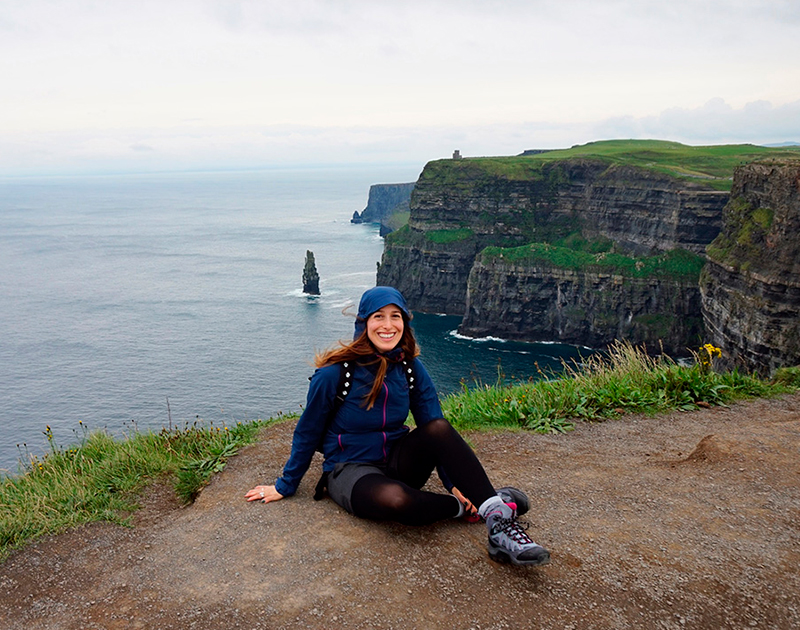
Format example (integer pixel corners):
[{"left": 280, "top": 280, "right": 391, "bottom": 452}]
[
  {"left": 451, "top": 486, "right": 479, "bottom": 521},
  {"left": 245, "top": 484, "right": 284, "bottom": 504}
]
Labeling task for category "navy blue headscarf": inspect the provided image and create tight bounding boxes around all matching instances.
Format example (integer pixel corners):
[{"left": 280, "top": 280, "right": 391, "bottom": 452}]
[{"left": 353, "top": 286, "right": 410, "bottom": 341}]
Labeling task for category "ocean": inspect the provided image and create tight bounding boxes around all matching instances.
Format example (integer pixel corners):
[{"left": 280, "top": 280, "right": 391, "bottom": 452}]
[{"left": 0, "top": 167, "right": 586, "bottom": 474}]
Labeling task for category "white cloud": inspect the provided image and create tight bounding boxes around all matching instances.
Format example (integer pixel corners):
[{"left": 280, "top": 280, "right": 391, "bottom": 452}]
[
  {"left": 3, "top": 98, "right": 797, "bottom": 176},
  {"left": 0, "top": 1, "right": 798, "bottom": 174},
  {"left": 594, "top": 98, "right": 800, "bottom": 145}
]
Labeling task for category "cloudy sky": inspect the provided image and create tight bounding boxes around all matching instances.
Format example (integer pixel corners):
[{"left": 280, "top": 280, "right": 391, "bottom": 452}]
[{"left": 1, "top": 0, "right": 799, "bottom": 175}]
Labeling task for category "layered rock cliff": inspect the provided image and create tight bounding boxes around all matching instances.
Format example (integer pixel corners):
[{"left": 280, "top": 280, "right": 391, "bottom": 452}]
[
  {"left": 351, "top": 182, "right": 414, "bottom": 232},
  {"left": 460, "top": 247, "right": 704, "bottom": 356},
  {"left": 378, "top": 157, "right": 727, "bottom": 316},
  {"left": 700, "top": 161, "right": 800, "bottom": 373}
]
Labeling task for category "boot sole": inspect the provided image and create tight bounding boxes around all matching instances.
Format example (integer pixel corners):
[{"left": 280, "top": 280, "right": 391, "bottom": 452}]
[{"left": 488, "top": 546, "right": 551, "bottom": 567}]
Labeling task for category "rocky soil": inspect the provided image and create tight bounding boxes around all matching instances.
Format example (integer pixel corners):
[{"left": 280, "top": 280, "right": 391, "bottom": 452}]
[{"left": 1, "top": 393, "right": 799, "bottom": 629}]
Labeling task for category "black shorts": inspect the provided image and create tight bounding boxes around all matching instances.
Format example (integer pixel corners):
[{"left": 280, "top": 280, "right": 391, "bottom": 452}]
[
  {"left": 326, "top": 462, "right": 387, "bottom": 514},
  {"left": 325, "top": 430, "right": 435, "bottom": 514}
]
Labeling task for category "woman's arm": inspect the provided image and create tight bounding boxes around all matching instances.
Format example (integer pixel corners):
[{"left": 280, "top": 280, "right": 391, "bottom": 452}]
[
  {"left": 261, "top": 364, "right": 340, "bottom": 499},
  {"left": 408, "top": 358, "right": 445, "bottom": 423}
]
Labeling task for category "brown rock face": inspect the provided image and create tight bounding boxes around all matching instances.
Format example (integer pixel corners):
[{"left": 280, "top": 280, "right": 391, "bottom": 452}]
[
  {"left": 461, "top": 258, "right": 703, "bottom": 356},
  {"left": 379, "top": 158, "right": 726, "bottom": 316},
  {"left": 701, "top": 161, "right": 800, "bottom": 374}
]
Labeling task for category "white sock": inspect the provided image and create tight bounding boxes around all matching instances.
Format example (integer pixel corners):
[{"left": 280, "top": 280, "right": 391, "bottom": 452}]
[
  {"left": 452, "top": 495, "right": 465, "bottom": 518},
  {"left": 478, "top": 495, "right": 509, "bottom": 521}
]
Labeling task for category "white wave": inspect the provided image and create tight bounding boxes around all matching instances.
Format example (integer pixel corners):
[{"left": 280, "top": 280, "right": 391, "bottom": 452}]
[
  {"left": 327, "top": 299, "right": 356, "bottom": 310},
  {"left": 449, "top": 330, "right": 507, "bottom": 343},
  {"left": 326, "top": 271, "right": 376, "bottom": 280}
]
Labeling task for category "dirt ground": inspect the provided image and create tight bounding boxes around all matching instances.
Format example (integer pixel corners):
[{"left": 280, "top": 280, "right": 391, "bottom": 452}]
[{"left": 1, "top": 393, "right": 798, "bottom": 630}]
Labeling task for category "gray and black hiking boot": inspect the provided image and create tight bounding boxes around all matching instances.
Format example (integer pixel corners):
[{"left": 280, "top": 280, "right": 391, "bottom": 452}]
[
  {"left": 485, "top": 502, "right": 550, "bottom": 567},
  {"left": 496, "top": 486, "right": 529, "bottom": 517}
]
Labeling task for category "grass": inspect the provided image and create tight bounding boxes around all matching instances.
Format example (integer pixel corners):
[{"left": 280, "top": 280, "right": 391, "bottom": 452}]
[
  {"left": 441, "top": 341, "right": 793, "bottom": 434},
  {"left": 706, "top": 195, "right": 778, "bottom": 269},
  {"left": 2, "top": 344, "right": 796, "bottom": 560},
  {"left": 480, "top": 243, "right": 706, "bottom": 282},
  {"left": 0, "top": 417, "right": 280, "bottom": 560},
  {"left": 422, "top": 140, "right": 800, "bottom": 192}
]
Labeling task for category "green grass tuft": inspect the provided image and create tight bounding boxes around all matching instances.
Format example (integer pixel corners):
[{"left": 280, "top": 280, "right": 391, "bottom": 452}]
[
  {"left": 0, "top": 417, "right": 281, "bottom": 560},
  {"left": 441, "top": 341, "right": 790, "bottom": 433},
  {"left": 480, "top": 243, "right": 705, "bottom": 282}
]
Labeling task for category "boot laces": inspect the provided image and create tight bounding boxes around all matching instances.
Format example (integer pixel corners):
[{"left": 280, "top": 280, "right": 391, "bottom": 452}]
[{"left": 494, "top": 516, "right": 534, "bottom": 545}]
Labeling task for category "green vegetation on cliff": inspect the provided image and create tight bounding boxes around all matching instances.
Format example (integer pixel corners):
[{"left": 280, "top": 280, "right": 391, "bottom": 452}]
[
  {"left": 706, "top": 195, "right": 774, "bottom": 270},
  {"left": 479, "top": 242, "right": 705, "bottom": 282},
  {"left": 422, "top": 140, "right": 800, "bottom": 192},
  {"left": 4, "top": 347, "right": 798, "bottom": 561},
  {"left": 384, "top": 224, "right": 479, "bottom": 250},
  {"left": 0, "top": 418, "right": 278, "bottom": 559},
  {"left": 2, "top": 353, "right": 797, "bottom": 560}
]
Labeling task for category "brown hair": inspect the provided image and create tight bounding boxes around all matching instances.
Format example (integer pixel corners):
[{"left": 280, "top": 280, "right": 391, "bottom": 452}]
[{"left": 315, "top": 314, "right": 419, "bottom": 410}]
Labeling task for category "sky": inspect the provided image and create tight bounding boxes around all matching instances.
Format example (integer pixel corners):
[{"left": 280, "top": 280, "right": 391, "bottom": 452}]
[{"left": 1, "top": 0, "right": 799, "bottom": 176}]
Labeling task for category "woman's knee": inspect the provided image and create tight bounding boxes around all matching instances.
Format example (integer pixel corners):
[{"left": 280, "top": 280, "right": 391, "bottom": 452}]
[
  {"left": 378, "top": 486, "right": 415, "bottom": 514},
  {"left": 419, "top": 417, "right": 456, "bottom": 441}
]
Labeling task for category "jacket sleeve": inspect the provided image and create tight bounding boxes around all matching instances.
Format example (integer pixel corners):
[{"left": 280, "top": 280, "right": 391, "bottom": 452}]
[
  {"left": 408, "top": 358, "right": 444, "bottom": 424},
  {"left": 275, "top": 365, "right": 339, "bottom": 497}
]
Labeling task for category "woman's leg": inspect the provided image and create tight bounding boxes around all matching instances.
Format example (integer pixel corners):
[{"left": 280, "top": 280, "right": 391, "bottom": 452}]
[
  {"left": 387, "top": 418, "right": 497, "bottom": 509},
  {"left": 350, "top": 473, "right": 461, "bottom": 526}
]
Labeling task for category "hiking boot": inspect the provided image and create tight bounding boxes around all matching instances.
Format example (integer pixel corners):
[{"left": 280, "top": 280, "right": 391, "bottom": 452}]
[
  {"left": 486, "top": 503, "right": 550, "bottom": 567},
  {"left": 496, "top": 486, "right": 529, "bottom": 517}
]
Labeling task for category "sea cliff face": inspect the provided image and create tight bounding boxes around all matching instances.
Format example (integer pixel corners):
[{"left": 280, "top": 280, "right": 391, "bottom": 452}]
[
  {"left": 377, "top": 227, "right": 478, "bottom": 316},
  {"left": 378, "top": 158, "right": 726, "bottom": 316},
  {"left": 461, "top": 256, "right": 703, "bottom": 356},
  {"left": 557, "top": 163, "right": 728, "bottom": 256},
  {"left": 352, "top": 182, "right": 414, "bottom": 229},
  {"left": 701, "top": 161, "right": 800, "bottom": 373}
]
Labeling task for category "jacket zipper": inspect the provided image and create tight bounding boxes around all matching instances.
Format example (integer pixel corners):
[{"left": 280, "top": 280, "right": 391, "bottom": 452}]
[{"left": 382, "top": 381, "right": 388, "bottom": 460}]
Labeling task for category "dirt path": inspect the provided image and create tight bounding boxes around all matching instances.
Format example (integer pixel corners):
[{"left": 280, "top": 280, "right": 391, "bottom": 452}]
[{"left": 1, "top": 394, "right": 799, "bottom": 630}]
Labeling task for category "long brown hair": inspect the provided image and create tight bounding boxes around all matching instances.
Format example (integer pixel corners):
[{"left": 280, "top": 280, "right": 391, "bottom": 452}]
[{"left": 315, "top": 314, "right": 420, "bottom": 410}]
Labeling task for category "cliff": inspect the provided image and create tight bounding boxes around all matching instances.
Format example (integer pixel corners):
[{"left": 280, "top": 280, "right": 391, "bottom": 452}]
[
  {"left": 461, "top": 246, "right": 704, "bottom": 355},
  {"left": 376, "top": 141, "right": 800, "bottom": 359},
  {"left": 351, "top": 182, "right": 414, "bottom": 233},
  {"left": 701, "top": 161, "right": 800, "bottom": 373},
  {"left": 379, "top": 152, "right": 727, "bottom": 316}
]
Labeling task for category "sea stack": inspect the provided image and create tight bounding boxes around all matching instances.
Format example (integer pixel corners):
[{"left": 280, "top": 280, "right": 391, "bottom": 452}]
[{"left": 302, "top": 250, "right": 320, "bottom": 295}]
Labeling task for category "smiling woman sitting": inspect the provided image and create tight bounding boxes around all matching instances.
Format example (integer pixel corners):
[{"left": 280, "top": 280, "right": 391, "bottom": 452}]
[{"left": 245, "top": 286, "right": 550, "bottom": 567}]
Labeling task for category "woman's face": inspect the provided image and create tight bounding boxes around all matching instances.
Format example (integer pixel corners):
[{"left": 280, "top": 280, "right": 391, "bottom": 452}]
[{"left": 366, "top": 305, "right": 405, "bottom": 353}]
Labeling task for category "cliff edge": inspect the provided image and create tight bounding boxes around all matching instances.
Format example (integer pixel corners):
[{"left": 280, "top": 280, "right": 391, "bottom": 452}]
[
  {"left": 2, "top": 395, "right": 799, "bottom": 629},
  {"left": 377, "top": 141, "right": 800, "bottom": 362},
  {"left": 701, "top": 160, "right": 800, "bottom": 373}
]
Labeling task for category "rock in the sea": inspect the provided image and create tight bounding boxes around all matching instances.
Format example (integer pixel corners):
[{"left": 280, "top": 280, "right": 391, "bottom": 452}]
[{"left": 302, "top": 250, "right": 320, "bottom": 295}]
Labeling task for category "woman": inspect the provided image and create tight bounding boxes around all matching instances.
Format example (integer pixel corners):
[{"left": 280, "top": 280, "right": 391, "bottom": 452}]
[{"left": 245, "top": 286, "right": 549, "bottom": 567}]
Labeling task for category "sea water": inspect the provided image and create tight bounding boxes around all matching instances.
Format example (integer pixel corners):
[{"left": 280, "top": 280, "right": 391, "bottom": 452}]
[{"left": 0, "top": 167, "right": 586, "bottom": 474}]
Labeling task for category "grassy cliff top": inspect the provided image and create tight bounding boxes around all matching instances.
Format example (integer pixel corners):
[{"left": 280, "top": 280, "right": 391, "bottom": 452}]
[
  {"left": 423, "top": 140, "right": 800, "bottom": 191},
  {"left": 480, "top": 243, "right": 706, "bottom": 282}
]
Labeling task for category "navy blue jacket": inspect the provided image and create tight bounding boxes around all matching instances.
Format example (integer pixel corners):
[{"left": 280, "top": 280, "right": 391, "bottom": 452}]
[{"left": 275, "top": 357, "right": 443, "bottom": 497}]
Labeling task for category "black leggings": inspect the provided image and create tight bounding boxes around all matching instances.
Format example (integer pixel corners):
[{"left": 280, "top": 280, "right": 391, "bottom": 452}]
[{"left": 350, "top": 418, "right": 497, "bottom": 526}]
